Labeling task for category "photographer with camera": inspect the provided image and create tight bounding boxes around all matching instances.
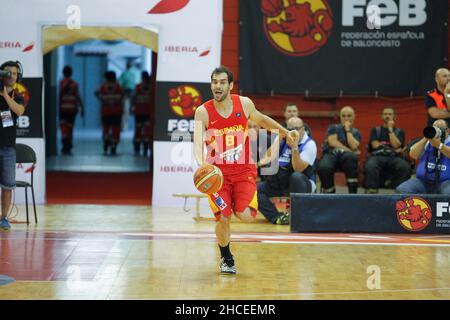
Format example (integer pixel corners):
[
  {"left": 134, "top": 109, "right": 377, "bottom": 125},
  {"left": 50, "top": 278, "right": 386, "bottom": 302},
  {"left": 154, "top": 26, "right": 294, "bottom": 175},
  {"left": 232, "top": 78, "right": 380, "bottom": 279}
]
[
  {"left": 363, "top": 107, "right": 411, "bottom": 193},
  {"left": 396, "top": 120, "right": 450, "bottom": 194},
  {"left": 0, "top": 61, "right": 25, "bottom": 230}
]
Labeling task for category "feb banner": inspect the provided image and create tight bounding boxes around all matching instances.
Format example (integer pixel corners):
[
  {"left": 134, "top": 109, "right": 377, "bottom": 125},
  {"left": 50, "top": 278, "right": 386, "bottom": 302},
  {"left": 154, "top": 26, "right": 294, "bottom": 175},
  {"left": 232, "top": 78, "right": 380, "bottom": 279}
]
[
  {"left": 291, "top": 194, "right": 450, "bottom": 234},
  {"left": 16, "top": 78, "right": 43, "bottom": 138},
  {"left": 154, "top": 82, "right": 212, "bottom": 142},
  {"left": 240, "top": 0, "right": 448, "bottom": 96}
]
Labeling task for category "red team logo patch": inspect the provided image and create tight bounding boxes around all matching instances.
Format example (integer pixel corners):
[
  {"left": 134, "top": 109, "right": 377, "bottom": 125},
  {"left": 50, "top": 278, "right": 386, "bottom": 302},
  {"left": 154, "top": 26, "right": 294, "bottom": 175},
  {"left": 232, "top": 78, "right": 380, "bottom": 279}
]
[
  {"left": 213, "top": 193, "right": 227, "bottom": 211},
  {"left": 261, "top": 0, "right": 333, "bottom": 57},
  {"left": 396, "top": 197, "right": 432, "bottom": 232},
  {"left": 168, "top": 85, "right": 202, "bottom": 118}
]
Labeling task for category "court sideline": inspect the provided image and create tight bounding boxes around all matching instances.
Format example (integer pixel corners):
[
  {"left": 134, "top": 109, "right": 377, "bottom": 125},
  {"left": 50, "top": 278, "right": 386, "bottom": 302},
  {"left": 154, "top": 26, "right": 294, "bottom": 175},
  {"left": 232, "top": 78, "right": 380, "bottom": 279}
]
[{"left": 1, "top": 204, "right": 450, "bottom": 300}]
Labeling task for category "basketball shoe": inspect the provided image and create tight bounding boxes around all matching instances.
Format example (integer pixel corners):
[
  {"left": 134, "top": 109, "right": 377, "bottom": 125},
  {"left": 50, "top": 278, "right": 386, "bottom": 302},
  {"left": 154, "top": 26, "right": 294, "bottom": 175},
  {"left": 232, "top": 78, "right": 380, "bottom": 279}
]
[
  {"left": 0, "top": 217, "right": 11, "bottom": 231},
  {"left": 220, "top": 257, "right": 236, "bottom": 274}
]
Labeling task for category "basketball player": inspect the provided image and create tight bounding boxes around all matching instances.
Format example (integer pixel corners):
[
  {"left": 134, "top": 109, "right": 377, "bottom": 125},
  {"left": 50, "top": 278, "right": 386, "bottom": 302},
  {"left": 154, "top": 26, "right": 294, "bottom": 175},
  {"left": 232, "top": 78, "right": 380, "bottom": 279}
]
[
  {"left": 95, "top": 71, "right": 124, "bottom": 155},
  {"left": 59, "top": 66, "right": 84, "bottom": 154},
  {"left": 193, "top": 66, "right": 298, "bottom": 274}
]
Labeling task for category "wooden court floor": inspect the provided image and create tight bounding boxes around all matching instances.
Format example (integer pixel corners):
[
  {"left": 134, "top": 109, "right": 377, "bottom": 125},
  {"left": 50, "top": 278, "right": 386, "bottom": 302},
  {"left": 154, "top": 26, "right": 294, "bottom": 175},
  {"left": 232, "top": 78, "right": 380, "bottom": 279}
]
[{"left": 1, "top": 205, "right": 450, "bottom": 300}]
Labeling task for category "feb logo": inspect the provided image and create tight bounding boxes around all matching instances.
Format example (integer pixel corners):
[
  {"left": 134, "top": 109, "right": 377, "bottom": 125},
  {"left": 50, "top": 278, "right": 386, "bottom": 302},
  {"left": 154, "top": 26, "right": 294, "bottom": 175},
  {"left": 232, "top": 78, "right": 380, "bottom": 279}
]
[
  {"left": 261, "top": 0, "right": 333, "bottom": 57},
  {"left": 168, "top": 85, "right": 202, "bottom": 118},
  {"left": 13, "top": 82, "right": 30, "bottom": 107},
  {"left": 396, "top": 197, "right": 432, "bottom": 232}
]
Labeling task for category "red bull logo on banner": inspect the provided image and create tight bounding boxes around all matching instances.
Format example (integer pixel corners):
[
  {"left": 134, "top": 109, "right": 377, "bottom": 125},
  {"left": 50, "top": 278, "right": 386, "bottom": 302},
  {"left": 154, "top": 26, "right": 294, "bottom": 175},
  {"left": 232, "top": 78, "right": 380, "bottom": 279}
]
[
  {"left": 261, "top": 0, "right": 333, "bottom": 57},
  {"left": 168, "top": 85, "right": 202, "bottom": 118},
  {"left": 396, "top": 197, "right": 432, "bottom": 232}
]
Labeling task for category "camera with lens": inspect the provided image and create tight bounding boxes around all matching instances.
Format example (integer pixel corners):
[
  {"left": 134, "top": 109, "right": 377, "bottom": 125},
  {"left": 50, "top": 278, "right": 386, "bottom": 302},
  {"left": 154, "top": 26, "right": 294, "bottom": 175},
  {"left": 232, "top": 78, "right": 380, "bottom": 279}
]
[
  {"left": 0, "top": 69, "right": 12, "bottom": 90},
  {"left": 423, "top": 126, "right": 446, "bottom": 142}
]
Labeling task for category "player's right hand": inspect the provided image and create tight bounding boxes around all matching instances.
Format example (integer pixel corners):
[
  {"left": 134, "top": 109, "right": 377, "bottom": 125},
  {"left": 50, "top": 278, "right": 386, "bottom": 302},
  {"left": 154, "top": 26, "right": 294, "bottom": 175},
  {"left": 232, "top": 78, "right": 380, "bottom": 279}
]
[{"left": 286, "top": 130, "right": 299, "bottom": 146}]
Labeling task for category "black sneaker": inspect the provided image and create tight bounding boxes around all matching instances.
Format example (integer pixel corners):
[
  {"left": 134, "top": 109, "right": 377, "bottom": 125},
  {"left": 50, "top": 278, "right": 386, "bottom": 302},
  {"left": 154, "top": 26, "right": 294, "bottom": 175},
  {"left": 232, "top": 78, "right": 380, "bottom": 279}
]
[
  {"left": 143, "top": 143, "right": 149, "bottom": 157},
  {"left": 275, "top": 213, "right": 290, "bottom": 225},
  {"left": 134, "top": 142, "right": 140, "bottom": 155},
  {"left": 103, "top": 141, "right": 109, "bottom": 155}
]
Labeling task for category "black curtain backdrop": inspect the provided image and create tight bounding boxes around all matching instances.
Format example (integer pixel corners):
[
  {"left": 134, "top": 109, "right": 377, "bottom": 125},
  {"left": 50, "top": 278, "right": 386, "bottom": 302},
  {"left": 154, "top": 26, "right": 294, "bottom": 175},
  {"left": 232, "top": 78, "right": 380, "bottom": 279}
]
[{"left": 240, "top": 0, "right": 448, "bottom": 96}]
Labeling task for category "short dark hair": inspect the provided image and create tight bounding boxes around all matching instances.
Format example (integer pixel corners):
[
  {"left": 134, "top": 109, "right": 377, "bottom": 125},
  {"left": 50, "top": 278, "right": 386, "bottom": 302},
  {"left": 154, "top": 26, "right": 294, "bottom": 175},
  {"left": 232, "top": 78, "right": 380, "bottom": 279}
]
[
  {"left": 383, "top": 107, "right": 396, "bottom": 114},
  {"left": 105, "top": 71, "right": 116, "bottom": 81},
  {"left": 1, "top": 61, "right": 20, "bottom": 70},
  {"left": 141, "top": 71, "right": 150, "bottom": 80},
  {"left": 63, "top": 66, "right": 72, "bottom": 77},
  {"left": 284, "top": 103, "right": 298, "bottom": 112},
  {"left": 211, "top": 66, "right": 233, "bottom": 84}
]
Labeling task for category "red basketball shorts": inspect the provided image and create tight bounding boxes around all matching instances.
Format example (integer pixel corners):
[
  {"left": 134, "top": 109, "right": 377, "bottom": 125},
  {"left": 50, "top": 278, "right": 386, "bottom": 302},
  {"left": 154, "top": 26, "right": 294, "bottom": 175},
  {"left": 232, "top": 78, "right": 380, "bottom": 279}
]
[{"left": 208, "top": 167, "right": 258, "bottom": 221}]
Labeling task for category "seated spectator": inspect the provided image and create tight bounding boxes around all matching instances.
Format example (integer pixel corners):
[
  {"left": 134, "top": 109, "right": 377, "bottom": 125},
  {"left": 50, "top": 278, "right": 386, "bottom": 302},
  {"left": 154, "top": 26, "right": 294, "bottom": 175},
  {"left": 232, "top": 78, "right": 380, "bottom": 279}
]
[
  {"left": 363, "top": 107, "right": 411, "bottom": 193},
  {"left": 396, "top": 120, "right": 450, "bottom": 194},
  {"left": 257, "top": 117, "right": 317, "bottom": 225},
  {"left": 317, "top": 106, "right": 361, "bottom": 194},
  {"left": 425, "top": 68, "right": 450, "bottom": 128},
  {"left": 282, "top": 103, "right": 313, "bottom": 138}
]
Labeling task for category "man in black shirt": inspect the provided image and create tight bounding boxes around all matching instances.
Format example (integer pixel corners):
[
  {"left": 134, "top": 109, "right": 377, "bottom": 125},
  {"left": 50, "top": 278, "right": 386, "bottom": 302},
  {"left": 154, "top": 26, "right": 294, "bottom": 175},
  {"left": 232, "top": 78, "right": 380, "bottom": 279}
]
[
  {"left": 0, "top": 61, "right": 25, "bottom": 230},
  {"left": 317, "top": 106, "right": 361, "bottom": 193},
  {"left": 363, "top": 107, "right": 411, "bottom": 193}
]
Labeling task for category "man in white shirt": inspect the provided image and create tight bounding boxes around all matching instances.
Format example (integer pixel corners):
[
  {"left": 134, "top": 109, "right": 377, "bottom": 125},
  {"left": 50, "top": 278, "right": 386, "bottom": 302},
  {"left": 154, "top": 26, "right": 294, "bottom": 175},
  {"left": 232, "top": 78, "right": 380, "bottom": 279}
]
[{"left": 257, "top": 117, "right": 317, "bottom": 224}]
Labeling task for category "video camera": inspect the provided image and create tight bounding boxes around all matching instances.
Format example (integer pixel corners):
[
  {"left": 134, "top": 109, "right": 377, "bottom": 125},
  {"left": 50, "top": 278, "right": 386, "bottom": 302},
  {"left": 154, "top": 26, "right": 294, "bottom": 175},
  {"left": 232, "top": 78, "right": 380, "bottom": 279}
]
[
  {"left": 0, "top": 69, "right": 12, "bottom": 90},
  {"left": 423, "top": 126, "right": 447, "bottom": 142}
]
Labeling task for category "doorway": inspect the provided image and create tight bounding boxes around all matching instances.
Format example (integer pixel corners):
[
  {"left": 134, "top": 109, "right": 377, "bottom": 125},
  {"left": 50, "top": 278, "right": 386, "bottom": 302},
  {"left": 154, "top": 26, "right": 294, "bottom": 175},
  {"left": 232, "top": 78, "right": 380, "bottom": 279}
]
[
  {"left": 43, "top": 26, "right": 157, "bottom": 173},
  {"left": 42, "top": 26, "right": 158, "bottom": 204}
]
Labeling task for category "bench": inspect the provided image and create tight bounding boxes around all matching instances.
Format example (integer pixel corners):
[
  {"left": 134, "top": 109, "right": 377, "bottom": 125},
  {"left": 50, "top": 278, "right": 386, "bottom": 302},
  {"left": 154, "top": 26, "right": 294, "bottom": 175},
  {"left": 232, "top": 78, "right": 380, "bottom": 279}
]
[
  {"left": 271, "top": 196, "right": 290, "bottom": 214},
  {"left": 173, "top": 193, "right": 289, "bottom": 223},
  {"left": 172, "top": 193, "right": 209, "bottom": 221}
]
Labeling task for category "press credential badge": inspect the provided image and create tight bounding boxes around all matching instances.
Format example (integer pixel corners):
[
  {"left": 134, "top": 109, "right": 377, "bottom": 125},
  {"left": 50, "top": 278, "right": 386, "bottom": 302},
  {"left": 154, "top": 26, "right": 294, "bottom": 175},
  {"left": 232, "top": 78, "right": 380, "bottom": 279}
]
[{"left": 1, "top": 110, "right": 14, "bottom": 128}]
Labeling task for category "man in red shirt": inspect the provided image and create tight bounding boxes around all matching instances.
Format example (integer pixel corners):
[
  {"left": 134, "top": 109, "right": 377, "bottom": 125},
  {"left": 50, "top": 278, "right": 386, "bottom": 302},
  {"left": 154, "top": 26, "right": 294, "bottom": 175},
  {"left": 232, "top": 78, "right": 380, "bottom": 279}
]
[
  {"left": 131, "top": 71, "right": 154, "bottom": 156},
  {"left": 425, "top": 68, "right": 450, "bottom": 128},
  {"left": 95, "top": 71, "right": 124, "bottom": 155},
  {"left": 193, "top": 66, "right": 298, "bottom": 274},
  {"left": 59, "top": 66, "right": 83, "bottom": 154}
]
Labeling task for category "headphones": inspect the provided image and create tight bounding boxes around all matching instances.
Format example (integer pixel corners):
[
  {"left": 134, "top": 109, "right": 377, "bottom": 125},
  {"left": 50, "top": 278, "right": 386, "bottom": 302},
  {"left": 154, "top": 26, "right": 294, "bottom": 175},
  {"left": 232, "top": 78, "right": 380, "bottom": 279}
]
[{"left": 0, "top": 60, "right": 23, "bottom": 83}]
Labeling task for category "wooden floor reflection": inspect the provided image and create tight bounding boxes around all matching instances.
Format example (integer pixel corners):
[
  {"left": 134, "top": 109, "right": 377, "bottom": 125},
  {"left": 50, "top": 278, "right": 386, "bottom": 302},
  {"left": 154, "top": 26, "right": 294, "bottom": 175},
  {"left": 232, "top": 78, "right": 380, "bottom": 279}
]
[{"left": 1, "top": 205, "right": 450, "bottom": 300}]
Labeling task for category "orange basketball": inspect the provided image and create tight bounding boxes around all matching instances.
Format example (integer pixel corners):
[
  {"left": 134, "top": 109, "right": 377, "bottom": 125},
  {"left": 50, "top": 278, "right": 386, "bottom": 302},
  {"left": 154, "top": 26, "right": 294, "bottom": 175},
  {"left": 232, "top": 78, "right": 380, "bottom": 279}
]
[{"left": 193, "top": 163, "right": 223, "bottom": 194}]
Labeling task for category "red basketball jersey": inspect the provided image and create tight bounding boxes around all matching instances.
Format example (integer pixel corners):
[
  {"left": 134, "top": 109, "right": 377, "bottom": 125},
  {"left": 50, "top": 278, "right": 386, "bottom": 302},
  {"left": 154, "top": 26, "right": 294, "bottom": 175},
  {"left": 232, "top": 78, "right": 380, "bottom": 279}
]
[
  {"left": 99, "top": 82, "right": 123, "bottom": 116},
  {"left": 204, "top": 95, "right": 255, "bottom": 175},
  {"left": 59, "top": 78, "right": 79, "bottom": 114},
  {"left": 134, "top": 82, "right": 155, "bottom": 117}
]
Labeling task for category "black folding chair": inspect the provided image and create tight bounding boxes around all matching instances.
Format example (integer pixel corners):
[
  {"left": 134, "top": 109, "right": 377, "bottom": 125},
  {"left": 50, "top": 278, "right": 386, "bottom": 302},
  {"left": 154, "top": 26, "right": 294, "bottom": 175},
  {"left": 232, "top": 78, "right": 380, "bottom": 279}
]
[{"left": 15, "top": 143, "right": 38, "bottom": 225}]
